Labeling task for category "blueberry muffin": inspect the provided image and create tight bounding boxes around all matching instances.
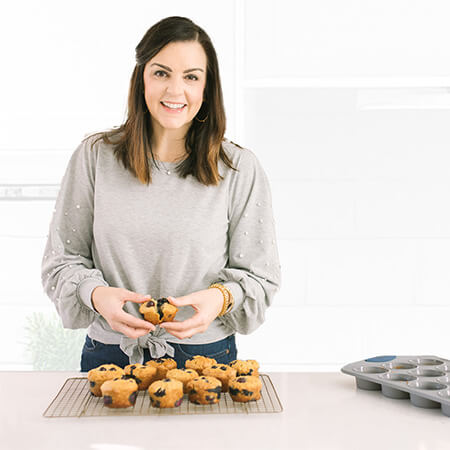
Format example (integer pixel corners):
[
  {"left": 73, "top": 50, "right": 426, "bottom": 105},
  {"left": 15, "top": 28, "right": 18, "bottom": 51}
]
[
  {"left": 229, "top": 359, "right": 260, "bottom": 377},
  {"left": 124, "top": 364, "right": 157, "bottom": 390},
  {"left": 146, "top": 358, "right": 177, "bottom": 380},
  {"left": 139, "top": 298, "right": 178, "bottom": 325},
  {"left": 203, "top": 364, "right": 237, "bottom": 392},
  {"left": 87, "top": 364, "right": 125, "bottom": 397},
  {"left": 186, "top": 376, "right": 222, "bottom": 405},
  {"left": 165, "top": 368, "right": 199, "bottom": 393},
  {"left": 148, "top": 378, "right": 184, "bottom": 408},
  {"left": 228, "top": 376, "right": 262, "bottom": 402},
  {"left": 100, "top": 377, "right": 139, "bottom": 408},
  {"left": 185, "top": 355, "right": 217, "bottom": 376}
]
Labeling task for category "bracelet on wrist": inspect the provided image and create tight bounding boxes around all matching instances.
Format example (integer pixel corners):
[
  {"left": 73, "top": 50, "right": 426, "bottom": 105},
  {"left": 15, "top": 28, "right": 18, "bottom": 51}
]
[{"left": 209, "top": 283, "right": 234, "bottom": 316}]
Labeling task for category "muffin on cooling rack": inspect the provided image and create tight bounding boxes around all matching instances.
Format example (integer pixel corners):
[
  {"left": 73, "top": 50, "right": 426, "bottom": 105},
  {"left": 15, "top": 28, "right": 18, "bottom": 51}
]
[
  {"left": 229, "top": 359, "right": 260, "bottom": 377},
  {"left": 100, "top": 377, "right": 139, "bottom": 408},
  {"left": 139, "top": 297, "right": 178, "bottom": 325},
  {"left": 203, "top": 364, "right": 237, "bottom": 392},
  {"left": 165, "top": 368, "right": 199, "bottom": 393},
  {"left": 148, "top": 378, "right": 184, "bottom": 408},
  {"left": 186, "top": 376, "right": 222, "bottom": 405},
  {"left": 228, "top": 375, "right": 262, "bottom": 403},
  {"left": 185, "top": 355, "right": 217, "bottom": 375},
  {"left": 87, "top": 364, "right": 125, "bottom": 397},
  {"left": 124, "top": 363, "right": 157, "bottom": 390},
  {"left": 146, "top": 357, "right": 177, "bottom": 380}
]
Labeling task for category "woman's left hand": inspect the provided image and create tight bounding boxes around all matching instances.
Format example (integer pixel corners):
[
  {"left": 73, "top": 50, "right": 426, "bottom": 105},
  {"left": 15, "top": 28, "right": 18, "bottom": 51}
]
[{"left": 159, "top": 288, "right": 223, "bottom": 339}]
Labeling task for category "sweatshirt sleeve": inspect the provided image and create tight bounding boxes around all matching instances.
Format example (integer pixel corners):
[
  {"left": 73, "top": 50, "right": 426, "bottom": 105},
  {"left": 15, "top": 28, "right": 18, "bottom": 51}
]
[
  {"left": 215, "top": 146, "right": 281, "bottom": 334},
  {"left": 41, "top": 135, "right": 109, "bottom": 329}
]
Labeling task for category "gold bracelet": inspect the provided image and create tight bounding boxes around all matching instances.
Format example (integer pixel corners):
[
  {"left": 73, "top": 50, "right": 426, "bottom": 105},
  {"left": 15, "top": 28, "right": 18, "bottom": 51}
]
[{"left": 209, "top": 283, "right": 234, "bottom": 316}]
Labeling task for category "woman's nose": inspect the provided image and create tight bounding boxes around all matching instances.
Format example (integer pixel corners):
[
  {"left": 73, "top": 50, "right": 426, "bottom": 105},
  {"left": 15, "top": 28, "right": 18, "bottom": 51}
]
[{"left": 166, "top": 76, "right": 184, "bottom": 96}]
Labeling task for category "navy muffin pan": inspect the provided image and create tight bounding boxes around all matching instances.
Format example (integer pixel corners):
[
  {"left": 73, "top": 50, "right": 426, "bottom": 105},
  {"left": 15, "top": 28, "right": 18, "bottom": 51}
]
[{"left": 341, "top": 355, "right": 450, "bottom": 417}]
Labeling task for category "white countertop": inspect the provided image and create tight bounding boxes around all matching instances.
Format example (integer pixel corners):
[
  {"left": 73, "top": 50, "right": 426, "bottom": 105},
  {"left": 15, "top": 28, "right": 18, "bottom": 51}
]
[{"left": 2, "top": 371, "right": 450, "bottom": 450}]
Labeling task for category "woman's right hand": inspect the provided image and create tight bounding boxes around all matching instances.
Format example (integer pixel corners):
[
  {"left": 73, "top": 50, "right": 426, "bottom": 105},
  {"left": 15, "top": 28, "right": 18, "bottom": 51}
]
[{"left": 91, "top": 286, "right": 155, "bottom": 339}]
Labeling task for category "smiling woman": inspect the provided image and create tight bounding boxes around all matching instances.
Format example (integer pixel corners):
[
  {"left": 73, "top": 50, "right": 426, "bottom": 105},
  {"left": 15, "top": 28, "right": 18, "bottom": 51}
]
[
  {"left": 41, "top": 16, "right": 281, "bottom": 372},
  {"left": 143, "top": 41, "right": 207, "bottom": 145},
  {"left": 94, "top": 16, "right": 230, "bottom": 186}
]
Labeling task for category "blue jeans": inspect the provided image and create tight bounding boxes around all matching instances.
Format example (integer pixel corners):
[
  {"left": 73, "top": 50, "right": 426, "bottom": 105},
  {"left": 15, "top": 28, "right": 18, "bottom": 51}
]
[{"left": 80, "top": 334, "right": 237, "bottom": 372}]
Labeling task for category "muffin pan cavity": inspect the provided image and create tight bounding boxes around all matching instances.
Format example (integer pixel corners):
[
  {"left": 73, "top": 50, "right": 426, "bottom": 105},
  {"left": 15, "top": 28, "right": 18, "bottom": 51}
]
[
  {"left": 384, "top": 362, "right": 417, "bottom": 371},
  {"left": 414, "top": 368, "right": 446, "bottom": 378},
  {"left": 342, "top": 355, "right": 450, "bottom": 417}
]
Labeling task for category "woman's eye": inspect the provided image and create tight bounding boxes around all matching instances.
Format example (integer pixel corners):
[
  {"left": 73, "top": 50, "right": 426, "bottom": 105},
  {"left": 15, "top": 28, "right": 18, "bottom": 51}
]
[{"left": 153, "top": 71, "right": 198, "bottom": 81}]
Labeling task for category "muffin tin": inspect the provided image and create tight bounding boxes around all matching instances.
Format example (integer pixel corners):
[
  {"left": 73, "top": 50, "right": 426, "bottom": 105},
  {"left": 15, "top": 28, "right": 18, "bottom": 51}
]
[{"left": 341, "top": 355, "right": 450, "bottom": 417}]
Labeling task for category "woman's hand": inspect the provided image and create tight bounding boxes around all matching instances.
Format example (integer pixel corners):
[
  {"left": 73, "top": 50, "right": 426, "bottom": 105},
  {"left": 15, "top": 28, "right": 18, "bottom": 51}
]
[
  {"left": 159, "top": 288, "right": 223, "bottom": 340},
  {"left": 91, "top": 286, "right": 156, "bottom": 339}
]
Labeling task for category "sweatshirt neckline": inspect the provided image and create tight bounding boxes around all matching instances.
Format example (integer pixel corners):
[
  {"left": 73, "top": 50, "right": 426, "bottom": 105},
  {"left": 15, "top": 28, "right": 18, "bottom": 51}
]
[{"left": 153, "top": 159, "right": 182, "bottom": 166}]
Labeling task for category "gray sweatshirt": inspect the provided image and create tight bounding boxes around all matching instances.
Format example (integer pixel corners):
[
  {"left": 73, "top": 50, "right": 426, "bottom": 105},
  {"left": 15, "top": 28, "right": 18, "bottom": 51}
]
[{"left": 41, "top": 134, "right": 281, "bottom": 363}]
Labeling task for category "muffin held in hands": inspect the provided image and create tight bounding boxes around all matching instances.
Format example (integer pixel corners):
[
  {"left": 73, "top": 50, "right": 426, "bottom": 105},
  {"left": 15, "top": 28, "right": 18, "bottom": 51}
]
[
  {"left": 146, "top": 358, "right": 177, "bottom": 381},
  {"left": 124, "top": 364, "right": 157, "bottom": 390},
  {"left": 229, "top": 359, "right": 260, "bottom": 377},
  {"left": 228, "top": 375, "right": 262, "bottom": 403},
  {"left": 87, "top": 364, "right": 125, "bottom": 397},
  {"left": 185, "top": 355, "right": 217, "bottom": 376},
  {"left": 186, "top": 376, "right": 222, "bottom": 405},
  {"left": 203, "top": 364, "right": 237, "bottom": 392},
  {"left": 100, "top": 377, "right": 138, "bottom": 408},
  {"left": 139, "top": 297, "right": 178, "bottom": 325},
  {"left": 148, "top": 378, "right": 184, "bottom": 408}
]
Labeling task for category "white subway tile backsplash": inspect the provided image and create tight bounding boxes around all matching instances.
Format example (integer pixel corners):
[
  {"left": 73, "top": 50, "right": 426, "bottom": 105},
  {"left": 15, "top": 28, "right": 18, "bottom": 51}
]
[
  {"left": 0, "top": 202, "right": 54, "bottom": 236},
  {"left": 306, "top": 239, "right": 417, "bottom": 306},
  {"left": 272, "top": 180, "right": 356, "bottom": 239},
  {"left": 0, "top": 150, "right": 71, "bottom": 184},
  {"left": 237, "top": 306, "right": 366, "bottom": 367},
  {"left": 274, "top": 237, "right": 450, "bottom": 309},
  {"left": 236, "top": 306, "right": 450, "bottom": 369},
  {"left": 244, "top": 88, "right": 450, "bottom": 182},
  {"left": 0, "top": 237, "right": 49, "bottom": 306},
  {"left": 244, "top": 0, "right": 450, "bottom": 80},
  {"left": 357, "top": 306, "right": 450, "bottom": 358},
  {"left": 277, "top": 239, "right": 308, "bottom": 307},
  {"left": 416, "top": 239, "right": 450, "bottom": 305},
  {"left": 355, "top": 181, "right": 450, "bottom": 237},
  {"left": 273, "top": 178, "right": 450, "bottom": 240}
]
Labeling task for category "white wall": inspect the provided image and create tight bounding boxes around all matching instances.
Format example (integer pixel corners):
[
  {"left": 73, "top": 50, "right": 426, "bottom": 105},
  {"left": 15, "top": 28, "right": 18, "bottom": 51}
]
[{"left": 2, "top": 0, "right": 450, "bottom": 371}]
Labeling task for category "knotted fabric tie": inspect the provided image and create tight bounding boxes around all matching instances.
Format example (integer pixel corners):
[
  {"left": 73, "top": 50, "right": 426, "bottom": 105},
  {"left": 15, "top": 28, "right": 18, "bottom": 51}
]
[{"left": 119, "top": 333, "right": 175, "bottom": 364}]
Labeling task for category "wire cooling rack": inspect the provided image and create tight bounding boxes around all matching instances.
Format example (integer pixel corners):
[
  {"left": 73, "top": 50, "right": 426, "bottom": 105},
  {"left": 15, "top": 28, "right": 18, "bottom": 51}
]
[{"left": 43, "top": 374, "right": 283, "bottom": 418}]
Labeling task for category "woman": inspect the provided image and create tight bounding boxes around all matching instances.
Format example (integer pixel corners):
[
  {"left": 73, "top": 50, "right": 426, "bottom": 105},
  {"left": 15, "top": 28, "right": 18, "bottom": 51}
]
[{"left": 41, "top": 16, "right": 281, "bottom": 372}]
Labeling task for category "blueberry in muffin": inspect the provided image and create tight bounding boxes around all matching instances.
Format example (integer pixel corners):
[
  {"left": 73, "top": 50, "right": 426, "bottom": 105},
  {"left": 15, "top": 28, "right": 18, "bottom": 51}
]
[
  {"left": 100, "top": 377, "right": 138, "bottom": 408},
  {"left": 185, "top": 355, "right": 217, "bottom": 376},
  {"left": 203, "top": 364, "right": 237, "bottom": 392},
  {"left": 124, "top": 363, "right": 157, "bottom": 390},
  {"left": 87, "top": 364, "right": 125, "bottom": 397},
  {"left": 229, "top": 359, "right": 260, "bottom": 377},
  {"left": 148, "top": 378, "right": 184, "bottom": 408},
  {"left": 228, "top": 375, "right": 262, "bottom": 402},
  {"left": 139, "top": 297, "right": 178, "bottom": 325},
  {"left": 186, "top": 376, "right": 222, "bottom": 405}
]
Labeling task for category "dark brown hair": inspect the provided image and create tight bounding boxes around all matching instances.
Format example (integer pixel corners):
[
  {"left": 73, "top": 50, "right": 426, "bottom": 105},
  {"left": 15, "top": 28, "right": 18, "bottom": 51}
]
[{"left": 90, "top": 16, "right": 235, "bottom": 185}]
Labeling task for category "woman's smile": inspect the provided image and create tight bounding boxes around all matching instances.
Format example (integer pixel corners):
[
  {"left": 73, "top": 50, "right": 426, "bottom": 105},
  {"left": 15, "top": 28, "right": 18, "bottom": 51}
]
[{"left": 160, "top": 101, "right": 187, "bottom": 113}]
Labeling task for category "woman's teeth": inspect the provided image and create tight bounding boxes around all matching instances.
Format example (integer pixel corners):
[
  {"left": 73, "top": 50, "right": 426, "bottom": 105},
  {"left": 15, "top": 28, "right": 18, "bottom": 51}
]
[{"left": 161, "top": 101, "right": 185, "bottom": 109}]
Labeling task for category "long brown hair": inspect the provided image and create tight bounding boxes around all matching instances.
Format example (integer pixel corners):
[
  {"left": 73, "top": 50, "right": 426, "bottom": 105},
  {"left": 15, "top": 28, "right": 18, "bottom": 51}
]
[{"left": 90, "top": 16, "right": 235, "bottom": 185}]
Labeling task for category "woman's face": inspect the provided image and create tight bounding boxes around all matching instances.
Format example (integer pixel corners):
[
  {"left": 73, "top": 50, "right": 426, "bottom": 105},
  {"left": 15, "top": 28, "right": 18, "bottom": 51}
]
[{"left": 143, "top": 41, "right": 207, "bottom": 134}]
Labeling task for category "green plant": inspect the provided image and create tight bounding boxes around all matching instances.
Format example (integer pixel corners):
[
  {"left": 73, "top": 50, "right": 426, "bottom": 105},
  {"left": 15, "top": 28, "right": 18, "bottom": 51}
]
[{"left": 24, "top": 311, "right": 86, "bottom": 370}]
